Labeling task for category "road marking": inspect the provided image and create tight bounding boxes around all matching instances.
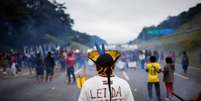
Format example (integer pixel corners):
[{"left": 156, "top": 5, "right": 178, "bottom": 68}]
[
  {"left": 122, "top": 71, "right": 130, "bottom": 81},
  {"left": 174, "top": 73, "right": 189, "bottom": 80},
  {"left": 21, "top": 72, "right": 29, "bottom": 76},
  {"left": 75, "top": 68, "right": 83, "bottom": 75},
  {"left": 190, "top": 66, "right": 201, "bottom": 71},
  {"left": 133, "top": 88, "right": 137, "bottom": 92},
  {"left": 51, "top": 86, "right": 55, "bottom": 90}
]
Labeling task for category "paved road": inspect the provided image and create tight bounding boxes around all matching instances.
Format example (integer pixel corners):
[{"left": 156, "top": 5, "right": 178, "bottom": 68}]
[{"left": 0, "top": 64, "right": 201, "bottom": 101}]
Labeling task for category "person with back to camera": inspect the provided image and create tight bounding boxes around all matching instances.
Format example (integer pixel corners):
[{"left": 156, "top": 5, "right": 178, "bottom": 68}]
[
  {"left": 35, "top": 52, "right": 44, "bottom": 82},
  {"left": 181, "top": 51, "right": 189, "bottom": 74},
  {"left": 44, "top": 52, "right": 55, "bottom": 82},
  {"left": 163, "top": 57, "right": 175, "bottom": 101},
  {"left": 66, "top": 49, "right": 76, "bottom": 84},
  {"left": 146, "top": 56, "right": 161, "bottom": 101},
  {"left": 78, "top": 43, "right": 134, "bottom": 101}
]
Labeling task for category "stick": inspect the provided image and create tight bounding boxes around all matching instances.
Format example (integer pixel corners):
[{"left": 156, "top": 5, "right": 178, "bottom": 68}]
[{"left": 172, "top": 92, "right": 186, "bottom": 101}]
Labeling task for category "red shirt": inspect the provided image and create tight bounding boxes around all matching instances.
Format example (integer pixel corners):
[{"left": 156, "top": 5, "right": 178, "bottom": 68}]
[
  {"left": 66, "top": 52, "right": 75, "bottom": 68},
  {"left": 11, "top": 55, "right": 17, "bottom": 64}
]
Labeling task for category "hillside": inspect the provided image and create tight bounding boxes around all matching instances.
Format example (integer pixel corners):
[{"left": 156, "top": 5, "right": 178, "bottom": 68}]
[
  {"left": 0, "top": 0, "right": 106, "bottom": 50},
  {"left": 135, "top": 12, "right": 201, "bottom": 67},
  {"left": 131, "top": 3, "right": 201, "bottom": 43}
]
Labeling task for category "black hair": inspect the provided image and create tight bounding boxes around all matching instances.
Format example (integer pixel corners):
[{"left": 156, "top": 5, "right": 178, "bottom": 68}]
[
  {"left": 48, "top": 52, "right": 51, "bottom": 57},
  {"left": 165, "top": 57, "right": 173, "bottom": 64},
  {"left": 150, "top": 56, "right": 156, "bottom": 62},
  {"left": 183, "top": 51, "right": 186, "bottom": 55},
  {"left": 96, "top": 54, "right": 113, "bottom": 101},
  {"left": 36, "top": 53, "right": 40, "bottom": 58},
  {"left": 96, "top": 54, "right": 114, "bottom": 67}
]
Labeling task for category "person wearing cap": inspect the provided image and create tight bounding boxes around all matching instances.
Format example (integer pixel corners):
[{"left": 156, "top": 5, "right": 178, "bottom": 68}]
[{"left": 78, "top": 44, "right": 134, "bottom": 101}]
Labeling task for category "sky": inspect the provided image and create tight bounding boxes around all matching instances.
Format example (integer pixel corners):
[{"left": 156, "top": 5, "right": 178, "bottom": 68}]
[{"left": 55, "top": 0, "right": 201, "bottom": 44}]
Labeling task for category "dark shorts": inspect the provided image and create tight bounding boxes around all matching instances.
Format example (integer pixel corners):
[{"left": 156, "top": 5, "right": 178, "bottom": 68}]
[
  {"left": 36, "top": 67, "right": 44, "bottom": 75},
  {"left": 46, "top": 67, "right": 54, "bottom": 76}
]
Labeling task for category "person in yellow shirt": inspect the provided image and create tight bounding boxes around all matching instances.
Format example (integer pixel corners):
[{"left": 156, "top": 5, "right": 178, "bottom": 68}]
[{"left": 146, "top": 56, "right": 161, "bottom": 101}]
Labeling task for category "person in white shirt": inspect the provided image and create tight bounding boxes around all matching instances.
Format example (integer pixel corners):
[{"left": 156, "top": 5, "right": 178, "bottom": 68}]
[
  {"left": 139, "top": 50, "right": 145, "bottom": 69},
  {"left": 78, "top": 43, "right": 134, "bottom": 101}
]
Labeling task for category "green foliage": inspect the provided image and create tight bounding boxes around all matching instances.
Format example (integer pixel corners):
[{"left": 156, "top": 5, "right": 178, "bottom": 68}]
[{"left": 0, "top": 0, "right": 106, "bottom": 49}]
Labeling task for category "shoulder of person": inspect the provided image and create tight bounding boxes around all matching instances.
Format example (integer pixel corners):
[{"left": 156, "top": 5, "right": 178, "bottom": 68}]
[
  {"left": 83, "top": 76, "right": 99, "bottom": 86},
  {"left": 81, "top": 76, "right": 105, "bottom": 91},
  {"left": 163, "top": 64, "right": 169, "bottom": 70},
  {"left": 146, "top": 63, "right": 159, "bottom": 67},
  {"left": 153, "top": 63, "right": 160, "bottom": 67},
  {"left": 163, "top": 64, "right": 168, "bottom": 68},
  {"left": 166, "top": 64, "right": 173, "bottom": 68},
  {"left": 146, "top": 63, "right": 151, "bottom": 66}
]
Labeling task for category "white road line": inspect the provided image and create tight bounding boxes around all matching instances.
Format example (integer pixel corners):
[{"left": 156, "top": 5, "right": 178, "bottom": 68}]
[
  {"left": 122, "top": 71, "right": 130, "bottom": 81},
  {"left": 190, "top": 66, "right": 201, "bottom": 71},
  {"left": 176, "top": 63, "right": 201, "bottom": 71},
  {"left": 75, "top": 68, "right": 83, "bottom": 75},
  {"left": 174, "top": 73, "right": 189, "bottom": 80},
  {"left": 21, "top": 72, "right": 30, "bottom": 76}
]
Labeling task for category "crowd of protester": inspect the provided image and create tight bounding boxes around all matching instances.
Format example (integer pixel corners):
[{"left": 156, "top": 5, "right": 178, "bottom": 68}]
[
  {"left": 0, "top": 46, "right": 193, "bottom": 100},
  {"left": 116, "top": 49, "right": 190, "bottom": 101},
  {"left": 0, "top": 45, "right": 88, "bottom": 83}
]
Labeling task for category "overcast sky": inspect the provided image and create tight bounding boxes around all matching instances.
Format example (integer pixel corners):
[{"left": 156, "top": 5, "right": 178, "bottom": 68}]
[{"left": 55, "top": 0, "right": 201, "bottom": 44}]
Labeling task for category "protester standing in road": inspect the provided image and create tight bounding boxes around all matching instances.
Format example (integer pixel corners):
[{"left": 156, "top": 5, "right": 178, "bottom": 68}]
[
  {"left": 66, "top": 50, "right": 76, "bottom": 84},
  {"left": 78, "top": 43, "right": 134, "bottom": 101},
  {"left": 44, "top": 52, "right": 55, "bottom": 82},
  {"left": 11, "top": 53, "right": 17, "bottom": 76},
  {"left": 160, "top": 51, "right": 164, "bottom": 63},
  {"left": 26, "top": 53, "right": 33, "bottom": 75},
  {"left": 153, "top": 51, "right": 159, "bottom": 61},
  {"left": 139, "top": 50, "right": 145, "bottom": 69},
  {"left": 59, "top": 49, "right": 66, "bottom": 71},
  {"left": 163, "top": 57, "right": 175, "bottom": 101},
  {"left": 0, "top": 52, "right": 7, "bottom": 74},
  {"left": 35, "top": 52, "right": 44, "bottom": 82},
  {"left": 171, "top": 51, "right": 176, "bottom": 63},
  {"left": 146, "top": 56, "right": 161, "bottom": 101},
  {"left": 181, "top": 51, "right": 189, "bottom": 74}
]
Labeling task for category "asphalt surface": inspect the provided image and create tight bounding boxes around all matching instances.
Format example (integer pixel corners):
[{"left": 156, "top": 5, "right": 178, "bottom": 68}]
[{"left": 0, "top": 63, "right": 201, "bottom": 101}]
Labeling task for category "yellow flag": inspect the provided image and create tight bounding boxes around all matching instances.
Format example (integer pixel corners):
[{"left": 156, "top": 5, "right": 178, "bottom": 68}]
[{"left": 76, "top": 75, "right": 87, "bottom": 89}]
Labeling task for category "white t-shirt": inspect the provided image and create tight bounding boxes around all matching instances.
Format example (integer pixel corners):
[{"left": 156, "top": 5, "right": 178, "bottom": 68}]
[
  {"left": 78, "top": 75, "right": 134, "bottom": 101},
  {"left": 116, "top": 60, "right": 126, "bottom": 70},
  {"left": 139, "top": 54, "right": 145, "bottom": 60}
]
